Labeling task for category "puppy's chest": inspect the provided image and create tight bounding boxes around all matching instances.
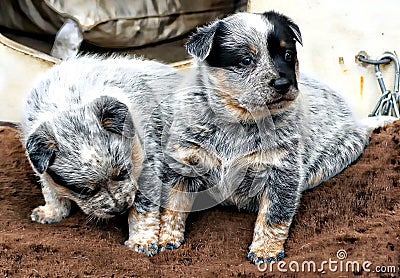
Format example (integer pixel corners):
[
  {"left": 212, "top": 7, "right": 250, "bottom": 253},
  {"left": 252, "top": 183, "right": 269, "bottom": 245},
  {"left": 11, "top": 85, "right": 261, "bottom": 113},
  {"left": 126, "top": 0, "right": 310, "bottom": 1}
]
[{"left": 170, "top": 124, "right": 287, "bottom": 175}]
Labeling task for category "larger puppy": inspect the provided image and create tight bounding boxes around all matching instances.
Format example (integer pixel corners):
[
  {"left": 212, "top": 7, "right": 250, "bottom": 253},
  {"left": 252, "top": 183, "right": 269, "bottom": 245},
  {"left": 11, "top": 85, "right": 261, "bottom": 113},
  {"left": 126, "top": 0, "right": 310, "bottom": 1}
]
[{"left": 156, "top": 11, "right": 373, "bottom": 264}]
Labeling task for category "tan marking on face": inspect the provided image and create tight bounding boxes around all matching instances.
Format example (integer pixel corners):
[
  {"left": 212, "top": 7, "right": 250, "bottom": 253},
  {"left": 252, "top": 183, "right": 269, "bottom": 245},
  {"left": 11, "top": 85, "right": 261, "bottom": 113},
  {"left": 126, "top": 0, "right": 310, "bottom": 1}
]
[
  {"left": 131, "top": 135, "right": 144, "bottom": 180},
  {"left": 212, "top": 69, "right": 242, "bottom": 97},
  {"left": 102, "top": 119, "right": 113, "bottom": 129},
  {"left": 111, "top": 167, "right": 120, "bottom": 178},
  {"left": 159, "top": 183, "right": 194, "bottom": 250},
  {"left": 249, "top": 191, "right": 290, "bottom": 260},
  {"left": 249, "top": 44, "right": 259, "bottom": 55},
  {"left": 48, "top": 142, "right": 57, "bottom": 149},
  {"left": 183, "top": 154, "right": 200, "bottom": 166},
  {"left": 280, "top": 40, "right": 287, "bottom": 48},
  {"left": 211, "top": 70, "right": 274, "bottom": 121},
  {"left": 217, "top": 89, "right": 273, "bottom": 121},
  {"left": 125, "top": 207, "right": 160, "bottom": 256}
]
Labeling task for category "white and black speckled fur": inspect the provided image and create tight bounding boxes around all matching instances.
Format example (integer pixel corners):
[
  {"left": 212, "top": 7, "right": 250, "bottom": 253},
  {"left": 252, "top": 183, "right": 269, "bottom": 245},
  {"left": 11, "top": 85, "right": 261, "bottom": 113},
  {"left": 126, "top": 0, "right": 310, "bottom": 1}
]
[
  {"left": 21, "top": 55, "right": 183, "bottom": 256},
  {"left": 155, "top": 11, "right": 377, "bottom": 264},
  {"left": 21, "top": 11, "right": 390, "bottom": 263}
]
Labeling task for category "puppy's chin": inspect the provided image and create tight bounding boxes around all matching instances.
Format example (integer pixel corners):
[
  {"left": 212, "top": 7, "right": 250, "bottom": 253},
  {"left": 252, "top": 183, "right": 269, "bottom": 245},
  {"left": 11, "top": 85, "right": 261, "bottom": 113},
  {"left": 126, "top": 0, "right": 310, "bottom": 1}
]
[
  {"left": 263, "top": 88, "right": 299, "bottom": 114},
  {"left": 265, "top": 98, "right": 296, "bottom": 114},
  {"left": 214, "top": 85, "right": 299, "bottom": 121},
  {"left": 225, "top": 97, "right": 298, "bottom": 121}
]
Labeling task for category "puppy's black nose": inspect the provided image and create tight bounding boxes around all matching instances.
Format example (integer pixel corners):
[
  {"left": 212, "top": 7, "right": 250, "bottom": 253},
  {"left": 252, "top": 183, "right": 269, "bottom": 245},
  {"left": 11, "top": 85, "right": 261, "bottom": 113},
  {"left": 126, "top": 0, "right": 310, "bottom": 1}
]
[{"left": 270, "top": 78, "right": 291, "bottom": 94}]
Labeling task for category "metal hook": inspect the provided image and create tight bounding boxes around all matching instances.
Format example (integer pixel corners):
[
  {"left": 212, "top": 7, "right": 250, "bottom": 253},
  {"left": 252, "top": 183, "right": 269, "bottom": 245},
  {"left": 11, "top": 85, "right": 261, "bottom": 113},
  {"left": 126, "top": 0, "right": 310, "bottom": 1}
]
[
  {"left": 370, "top": 52, "right": 400, "bottom": 118},
  {"left": 374, "top": 52, "right": 400, "bottom": 94}
]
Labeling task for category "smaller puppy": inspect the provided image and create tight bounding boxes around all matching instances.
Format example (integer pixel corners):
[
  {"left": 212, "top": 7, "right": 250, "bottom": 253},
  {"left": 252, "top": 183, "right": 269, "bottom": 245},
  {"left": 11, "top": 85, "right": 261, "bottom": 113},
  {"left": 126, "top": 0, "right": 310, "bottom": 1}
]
[{"left": 21, "top": 55, "right": 181, "bottom": 256}]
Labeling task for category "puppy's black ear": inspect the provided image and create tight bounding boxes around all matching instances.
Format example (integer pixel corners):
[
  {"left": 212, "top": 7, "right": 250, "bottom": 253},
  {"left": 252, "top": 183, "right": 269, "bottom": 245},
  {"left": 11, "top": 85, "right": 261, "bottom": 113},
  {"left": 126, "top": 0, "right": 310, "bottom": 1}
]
[
  {"left": 26, "top": 123, "right": 57, "bottom": 174},
  {"left": 263, "top": 11, "right": 303, "bottom": 46},
  {"left": 185, "top": 21, "right": 221, "bottom": 61},
  {"left": 287, "top": 20, "right": 302, "bottom": 46},
  {"left": 94, "top": 96, "right": 135, "bottom": 138}
]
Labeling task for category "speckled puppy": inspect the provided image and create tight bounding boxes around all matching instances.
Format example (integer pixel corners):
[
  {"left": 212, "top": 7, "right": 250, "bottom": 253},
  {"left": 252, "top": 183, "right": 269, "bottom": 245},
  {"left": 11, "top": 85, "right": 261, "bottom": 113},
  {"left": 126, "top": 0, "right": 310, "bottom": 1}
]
[
  {"left": 156, "top": 11, "right": 378, "bottom": 264},
  {"left": 21, "top": 55, "right": 181, "bottom": 256}
]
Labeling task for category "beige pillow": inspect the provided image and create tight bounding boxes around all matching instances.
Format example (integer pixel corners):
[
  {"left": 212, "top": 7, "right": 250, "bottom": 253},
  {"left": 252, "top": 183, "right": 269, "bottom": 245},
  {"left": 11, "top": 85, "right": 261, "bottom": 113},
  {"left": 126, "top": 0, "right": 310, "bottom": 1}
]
[{"left": 0, "top": 0, "right": 246, "bottom": 48}]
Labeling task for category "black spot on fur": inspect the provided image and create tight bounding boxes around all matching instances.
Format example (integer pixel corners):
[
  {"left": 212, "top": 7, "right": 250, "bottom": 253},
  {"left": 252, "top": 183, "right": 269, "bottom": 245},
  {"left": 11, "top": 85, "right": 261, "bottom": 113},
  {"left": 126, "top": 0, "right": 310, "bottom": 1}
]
[{"left": 93, "top": 96, "right": 135, "bottom": 138}]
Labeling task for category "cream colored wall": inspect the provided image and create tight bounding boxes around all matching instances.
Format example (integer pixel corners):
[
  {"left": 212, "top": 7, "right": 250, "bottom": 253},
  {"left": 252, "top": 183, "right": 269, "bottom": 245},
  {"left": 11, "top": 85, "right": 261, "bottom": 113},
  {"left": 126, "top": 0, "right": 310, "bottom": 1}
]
[
  {"left": 2, "top": 2, "right": 399, "bottom": 122},
  {"left": 0, "top": 35, "right": 195, "bottom": 124},
  {"left": 0, "top": 34, "right": 58, "bottom": 123},
  {"left": 249, "top": 0, "right": 400, "bottom": 117}
]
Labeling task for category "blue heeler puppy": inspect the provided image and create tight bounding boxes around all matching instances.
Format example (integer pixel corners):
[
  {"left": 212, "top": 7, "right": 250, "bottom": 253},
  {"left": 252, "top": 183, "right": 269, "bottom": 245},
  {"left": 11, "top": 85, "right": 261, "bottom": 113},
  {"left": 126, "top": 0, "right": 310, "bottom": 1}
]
[
  {"left": 155, "top": 11, "right": 382, "bottom": 264},
  {"left": 21, "top": 55, "right": 182, "bottom": 256}
]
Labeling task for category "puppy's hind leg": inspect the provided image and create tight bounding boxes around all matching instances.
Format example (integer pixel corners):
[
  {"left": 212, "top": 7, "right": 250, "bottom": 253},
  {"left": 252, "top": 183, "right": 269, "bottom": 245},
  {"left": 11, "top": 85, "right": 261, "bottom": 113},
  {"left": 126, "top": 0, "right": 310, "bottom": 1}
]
[
  {"left": 31, "top": 177, "right": 71, "bottom": 224},
  {"left": 158, "top": 182, "right": 195, "bottom": 252}
]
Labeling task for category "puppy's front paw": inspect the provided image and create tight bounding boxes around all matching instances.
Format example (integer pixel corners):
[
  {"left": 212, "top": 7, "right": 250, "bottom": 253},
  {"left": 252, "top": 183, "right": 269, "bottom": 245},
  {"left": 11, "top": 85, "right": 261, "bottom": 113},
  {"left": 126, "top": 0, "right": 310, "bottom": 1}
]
[
  {"left": 31, "top": 205, "right": 70, "bottom": 224},
  {"left": 158, "top": 231, "right": 185, "bottom": 252},
  {"left": 126, "top": 209, "right": 160, "bottom": 257},
  {"left": 124, "top": 238, "right": 159, "bottom": 257},
  {"left": 248, "top": 221, "right": 289, "bottom": 264},
  {"left": 248, "top": 247, "right": 285, "bottom": 265},
  {"left": 158, "top": 210, "right": 187, "bottom": 252}
]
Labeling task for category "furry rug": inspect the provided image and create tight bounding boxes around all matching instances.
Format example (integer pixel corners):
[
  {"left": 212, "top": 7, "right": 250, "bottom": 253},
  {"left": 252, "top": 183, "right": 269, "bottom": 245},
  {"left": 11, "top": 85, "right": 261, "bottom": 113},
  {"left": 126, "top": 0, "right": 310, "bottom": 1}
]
[{"left": 0, "top": 123, "right": 399, "bottom": 277}]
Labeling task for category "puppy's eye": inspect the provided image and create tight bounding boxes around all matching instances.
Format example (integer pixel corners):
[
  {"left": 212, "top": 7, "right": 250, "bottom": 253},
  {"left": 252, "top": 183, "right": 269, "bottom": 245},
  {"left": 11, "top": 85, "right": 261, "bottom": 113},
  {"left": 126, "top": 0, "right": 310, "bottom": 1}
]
[
  {"left": 111, "top": 168, "right": 129, "bottom": 181},
  {"left": 284, "top": 51, "right": 294, "bottom": 62},
  {"left": 239, "top": 57, "right": 255, "bottom": 67},
  {"left": 79, "top": 187, "right": 96, "bottom": 197}
]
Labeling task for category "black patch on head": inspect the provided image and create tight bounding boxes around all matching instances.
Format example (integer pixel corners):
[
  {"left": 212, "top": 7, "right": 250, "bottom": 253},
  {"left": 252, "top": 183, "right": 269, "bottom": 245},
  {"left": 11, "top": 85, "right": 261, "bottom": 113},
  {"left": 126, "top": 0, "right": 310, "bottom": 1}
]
[
  {"left": 205, "top": 22, "right": 257, "bottom": 68},
  {"left": 26, "top": 123, "right": 57, "bottom": 174},
  {"left": 92, "top": 96, "right": 135, "bottom": 138},
  {"left": 186, "top": 20, "right": 258, "bottom": 69},
  {"left": 186, "top": 12, "right": 302, "bottom": 71},
  {"left": 263, "top": 11, "right": 302, "bottom": 87},
  {"left": 263, "top": 11, "right": 302, "bottom": 46}
]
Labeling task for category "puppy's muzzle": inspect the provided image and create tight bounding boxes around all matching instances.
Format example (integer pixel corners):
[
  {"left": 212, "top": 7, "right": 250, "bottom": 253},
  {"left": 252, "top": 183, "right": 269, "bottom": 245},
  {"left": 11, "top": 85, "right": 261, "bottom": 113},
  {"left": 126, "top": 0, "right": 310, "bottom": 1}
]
[
  {"left": 269, "top": 77, "right": 291, "bottom": 94},
  {"left": 109, "top": 204, "right": 130, "bottom": 216}
]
